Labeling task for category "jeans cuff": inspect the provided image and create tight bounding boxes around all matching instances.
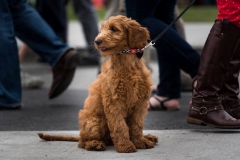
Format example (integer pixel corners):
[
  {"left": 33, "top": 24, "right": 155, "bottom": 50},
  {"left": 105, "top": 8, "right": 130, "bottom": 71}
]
[{"left": 52, "top": 47, "right": 74, "bottom": 68}]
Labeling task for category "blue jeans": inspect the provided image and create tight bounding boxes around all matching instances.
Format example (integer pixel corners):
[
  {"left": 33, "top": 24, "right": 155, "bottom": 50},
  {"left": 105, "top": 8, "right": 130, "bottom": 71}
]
[
  {"left": 125, "top": 0, "right": 200, "bottom": 98},
  {"left": 0, "top": 0, "right": 70, "bottom": 108}
]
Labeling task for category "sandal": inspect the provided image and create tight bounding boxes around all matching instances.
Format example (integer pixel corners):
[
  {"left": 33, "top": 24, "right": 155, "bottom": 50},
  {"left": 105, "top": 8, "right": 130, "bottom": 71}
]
[{"left": 148, "top": 96, "right": 180, "bottom": 111}]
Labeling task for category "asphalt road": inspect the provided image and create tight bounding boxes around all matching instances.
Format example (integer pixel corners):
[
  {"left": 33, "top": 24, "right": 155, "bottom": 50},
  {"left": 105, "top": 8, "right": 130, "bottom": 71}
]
[{"left": 0, "top": 61, "right": 213, "bottom": 131}]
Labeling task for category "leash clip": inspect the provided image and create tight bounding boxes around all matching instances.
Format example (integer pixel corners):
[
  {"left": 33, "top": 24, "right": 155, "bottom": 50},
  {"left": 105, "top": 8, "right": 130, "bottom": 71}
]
[{"left": 142, "top": 41, "right": 155, "bottom": 51}]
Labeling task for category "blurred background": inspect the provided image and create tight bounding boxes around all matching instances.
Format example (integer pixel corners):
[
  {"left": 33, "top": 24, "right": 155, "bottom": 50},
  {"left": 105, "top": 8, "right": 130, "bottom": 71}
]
[
  {"left": 68, "top": 0, "right": 218, "bottom": 22},
  {"left": 18, "top": 0, "right": 218, "bottom": 91}
]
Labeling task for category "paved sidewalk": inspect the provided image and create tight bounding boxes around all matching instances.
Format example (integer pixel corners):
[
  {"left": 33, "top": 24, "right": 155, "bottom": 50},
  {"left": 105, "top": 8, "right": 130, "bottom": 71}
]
[{"left": 1, "top": 130, "right": 240, "bottom": 160}]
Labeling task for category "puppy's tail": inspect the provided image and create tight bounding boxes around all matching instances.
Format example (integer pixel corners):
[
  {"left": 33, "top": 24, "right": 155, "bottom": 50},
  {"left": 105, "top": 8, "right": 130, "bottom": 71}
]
[{"left": 38, "top": 133, "right": 79, "bottom": 142}]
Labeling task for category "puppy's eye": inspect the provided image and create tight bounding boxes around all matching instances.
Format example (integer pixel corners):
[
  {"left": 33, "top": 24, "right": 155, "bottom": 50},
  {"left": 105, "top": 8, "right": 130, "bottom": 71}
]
[{"left": 110, "top": 26, "right": 118, "bottom": 32}]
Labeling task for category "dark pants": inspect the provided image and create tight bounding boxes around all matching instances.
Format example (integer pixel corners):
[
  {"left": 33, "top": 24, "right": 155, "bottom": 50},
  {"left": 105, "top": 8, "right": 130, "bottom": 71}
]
[
  {"left": 36, "top": 0, "right": 68, "bottom": 42},
  {"left": 125, "top": 0, "right": 200, "bottom": 98}
]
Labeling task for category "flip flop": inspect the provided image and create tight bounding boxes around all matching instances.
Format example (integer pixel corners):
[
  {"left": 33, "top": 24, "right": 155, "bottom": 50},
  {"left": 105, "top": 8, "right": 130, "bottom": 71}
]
[{"left": 148, "top": 96, "right": 180, "bottom": 111}]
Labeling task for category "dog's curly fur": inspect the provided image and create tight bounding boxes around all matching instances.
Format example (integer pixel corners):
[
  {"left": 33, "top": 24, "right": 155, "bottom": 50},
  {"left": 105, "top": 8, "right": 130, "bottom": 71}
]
[
  {"left": 38, "top": 15, "right": 158, "bottom": 153},
  {"left": 78, "top": 15, "right": 158, "bottom": 152}
]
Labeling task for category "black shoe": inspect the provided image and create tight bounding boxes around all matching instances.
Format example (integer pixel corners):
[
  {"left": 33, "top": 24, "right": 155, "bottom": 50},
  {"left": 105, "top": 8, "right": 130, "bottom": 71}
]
[
  {"left": 0, "top": 105, "right": 21, "bottom": 110},
  {"left": 78, "top": 56, "right": 100, "bottom": 66},
  {"left": 78, "top": 50, "right": 100, "bottom": 66}
]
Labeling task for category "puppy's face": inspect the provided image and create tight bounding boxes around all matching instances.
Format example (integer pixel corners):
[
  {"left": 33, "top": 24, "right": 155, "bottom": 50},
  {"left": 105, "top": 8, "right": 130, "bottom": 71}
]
[{"left": 94, "top": 15, "right": 150, "bottom": 56}]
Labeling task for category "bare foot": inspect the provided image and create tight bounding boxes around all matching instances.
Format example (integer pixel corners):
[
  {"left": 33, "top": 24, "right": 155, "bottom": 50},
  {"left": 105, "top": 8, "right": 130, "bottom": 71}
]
[
  {"left": 148, "top": 95, "right": 179, "bottom": 110},
  {"left": 151, "top": 85, "right": 157, "bottom": 93}
]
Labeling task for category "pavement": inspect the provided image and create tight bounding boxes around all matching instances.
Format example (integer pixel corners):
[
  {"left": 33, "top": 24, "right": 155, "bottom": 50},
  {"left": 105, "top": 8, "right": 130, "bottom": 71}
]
[{"left": 2, "top": 21, "right": 240, "bottom": 160}]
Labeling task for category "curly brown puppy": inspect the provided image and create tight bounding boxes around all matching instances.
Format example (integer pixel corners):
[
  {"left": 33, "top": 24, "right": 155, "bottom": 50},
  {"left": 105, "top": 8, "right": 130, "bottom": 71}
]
[{"left": 38, "top": 15, "right": 158, "bottom": 153}]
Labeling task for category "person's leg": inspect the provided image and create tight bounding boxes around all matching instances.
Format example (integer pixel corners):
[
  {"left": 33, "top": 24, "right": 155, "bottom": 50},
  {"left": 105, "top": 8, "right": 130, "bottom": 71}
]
[
  {"left": 19, "top": 43, "right": 45, "bottom": 89},
  {"left": 146, "top": 19, "right": 199, "bottom": 109},
  {"left": 150, "top": 4, "right": 188, "bottom": 93},
  {"left": 10, "top": 0, "right": 79, "bottom": 99},
  {"left": 126, "top": 0, "right": 200, "bottom": 109},
  {"left": 149, "top": 0, "right": 199, "bottom": 108},
  {"left": 219, "top": 45, "right": 240, "bottom": 119},
  {"left": 216, "top": 0, "right": 240, "bottom": 119},
  {"left": 0, "top": 0, "right": 21, "bottom": 108},
  {"left": 104, "top": 0, "right": 126, "bottom": 19},
  {"left": 187, "top": 19, "right": 240, "bottom": 128},
  {"left": 18, "top": 0, "right": 67, "bottom": 89},
  {"left": 19, "top": 43, "right": 30, "bottom": 63},
  {"left": 73, "top": 0, "right": 100, "bottom": 64},
  {"left": 174, "top": 5, "right": 186, "bottom": 40},
  {"left": 35, "top": 0, "right": 68, "bottom": 42},
  {"left": 151, "top": 0, "right": 180, "bottom": 100},
  {"left": 10, "top": 0, "right": 70, "bottom": 68},
  {"left": 73, "top": 0, "right": 98, "bottom": 47}
]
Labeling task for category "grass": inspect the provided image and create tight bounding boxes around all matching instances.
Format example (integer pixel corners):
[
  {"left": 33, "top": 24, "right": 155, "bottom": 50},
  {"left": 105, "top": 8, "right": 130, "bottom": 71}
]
[
  {"left": 179, "top": 6, "right": 218, "bottom": 22},
  {"left": 67, "top": 2, "right": 106, "bottom": 21},
  {"left": 67, "top": 4, "right": 218, "bottom": 22}
]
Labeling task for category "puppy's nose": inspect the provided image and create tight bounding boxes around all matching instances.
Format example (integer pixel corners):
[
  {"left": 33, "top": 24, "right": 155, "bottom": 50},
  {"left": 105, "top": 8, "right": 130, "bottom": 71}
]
[{"left": 95, "top": 39, "right": 102, "bottom": 46}]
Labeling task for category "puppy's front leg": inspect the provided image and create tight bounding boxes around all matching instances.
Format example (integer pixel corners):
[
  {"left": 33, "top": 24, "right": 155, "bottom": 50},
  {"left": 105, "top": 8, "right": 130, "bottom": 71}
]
[
  {"left": 104, "top": 103, "right": 137, "bottom": 153},
  {"left": 128, "top": 102, "right": 158, "bottom": 149}
]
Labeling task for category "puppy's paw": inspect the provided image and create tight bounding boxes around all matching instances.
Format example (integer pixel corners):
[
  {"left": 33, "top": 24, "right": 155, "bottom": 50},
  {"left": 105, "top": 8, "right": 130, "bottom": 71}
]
[
  {"left": 115, "top": 141, "right": 137, "bottom": 153},
  {"left": 132, "top": 137, "right": 154, "bottom": 149},
  {"left": 84, "top": 140, "right": 106, "bottom": 151},
  {"left": 144, "top": 134, "right": 158, "bottom": 144}
]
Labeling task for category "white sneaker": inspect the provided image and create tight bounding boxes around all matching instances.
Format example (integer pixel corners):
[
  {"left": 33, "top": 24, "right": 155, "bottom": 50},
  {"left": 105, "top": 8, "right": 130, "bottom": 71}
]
[{"left": 21, "top": 71, "right": 44, "bottom": 89}]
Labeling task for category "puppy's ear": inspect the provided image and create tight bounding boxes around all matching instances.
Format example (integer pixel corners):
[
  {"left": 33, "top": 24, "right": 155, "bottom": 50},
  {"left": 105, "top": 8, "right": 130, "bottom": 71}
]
[{"left": 126, "top": 20, "right": 150, "bottom": 49}]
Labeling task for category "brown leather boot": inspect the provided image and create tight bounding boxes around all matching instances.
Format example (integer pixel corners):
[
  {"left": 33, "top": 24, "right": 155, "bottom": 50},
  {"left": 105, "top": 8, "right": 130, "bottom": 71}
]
[
  {"left": 187, "top": 19, "right": 240, "bottom": 129},
  {"left": 219, "top": 42, "right": 240, "bottom": 119},
  {"left": 48, "top": 49, "right": 79, "bottom": 99}
]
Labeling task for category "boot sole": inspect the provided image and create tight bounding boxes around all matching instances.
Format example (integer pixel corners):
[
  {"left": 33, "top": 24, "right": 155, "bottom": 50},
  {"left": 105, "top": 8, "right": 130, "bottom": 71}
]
[{"left": 187, "top": 116, "right": 240, "bottom": 129}]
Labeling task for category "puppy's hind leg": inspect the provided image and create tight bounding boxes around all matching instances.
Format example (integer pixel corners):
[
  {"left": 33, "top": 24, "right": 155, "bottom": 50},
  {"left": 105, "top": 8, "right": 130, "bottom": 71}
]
[
  {"left": 78, "top": 86, "right": 110, "bottom": 151},
  {"left": 144, "top": 134, "right": 158, "bottom": 145},
  {"left": 84, "top": 140, "right": 106, "bottom": 151},
  {"left": 78, "top": 113, "right": 110, "bottom": 151}
]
